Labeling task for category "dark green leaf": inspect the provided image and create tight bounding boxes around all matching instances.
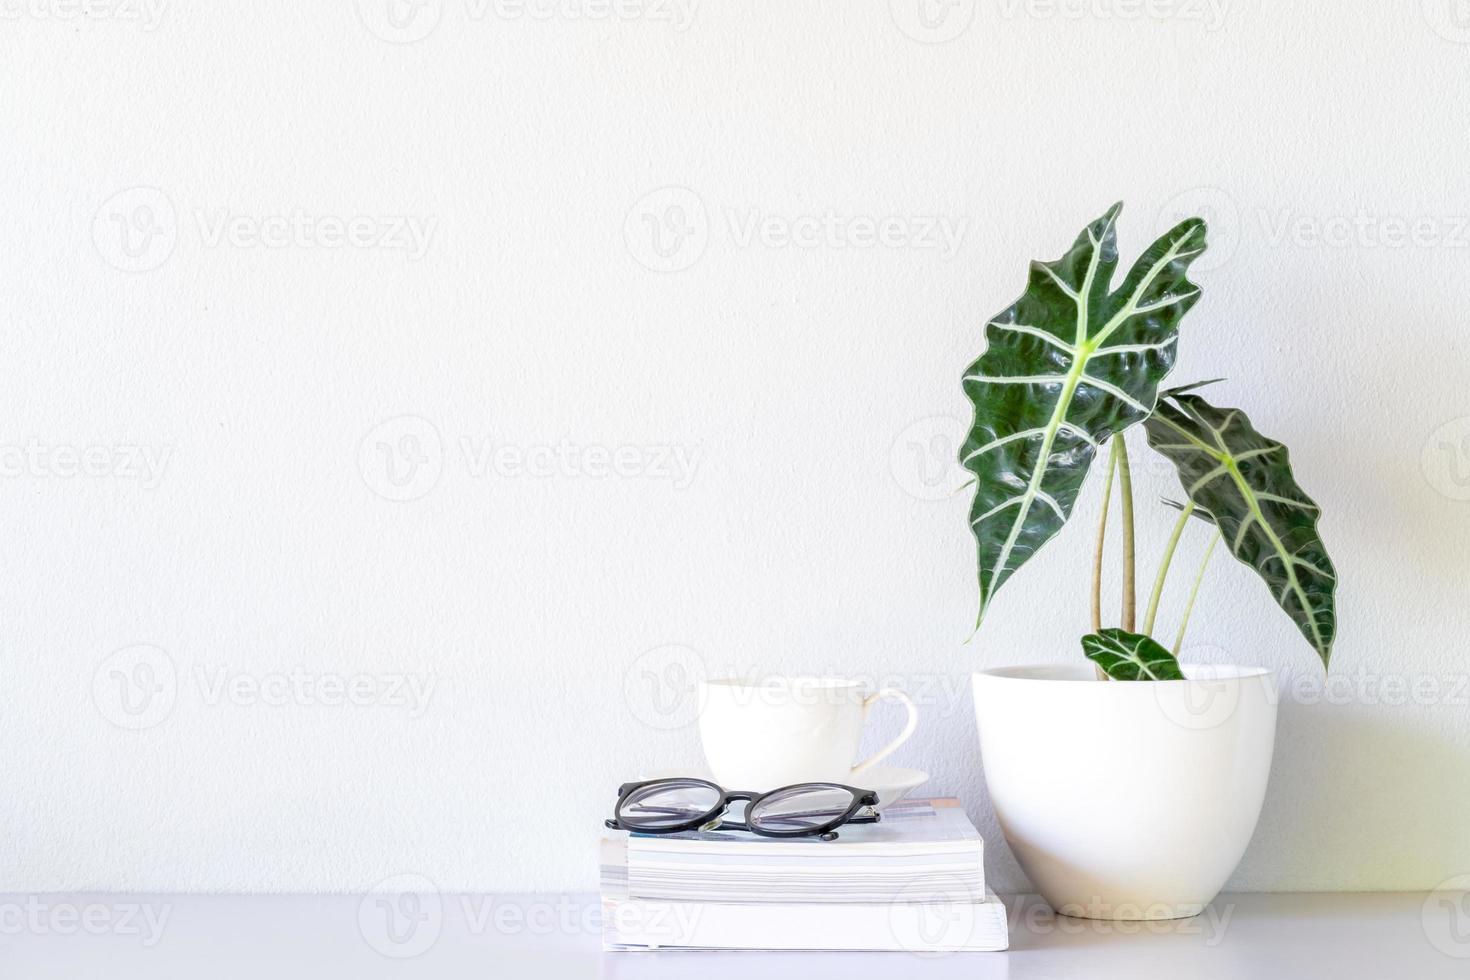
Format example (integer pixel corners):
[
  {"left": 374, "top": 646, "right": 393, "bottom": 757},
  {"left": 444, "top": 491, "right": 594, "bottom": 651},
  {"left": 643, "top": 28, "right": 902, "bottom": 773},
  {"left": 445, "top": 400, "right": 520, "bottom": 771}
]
[
  {"left": 1143, "top": 392, "right": 1337, "bottom": 668},
  {"left": 1081, "top": 628, "right": 1186, "bottom": 681},
  {"left": 960, "top": 203, "right": 1208, "bottom": 622}
]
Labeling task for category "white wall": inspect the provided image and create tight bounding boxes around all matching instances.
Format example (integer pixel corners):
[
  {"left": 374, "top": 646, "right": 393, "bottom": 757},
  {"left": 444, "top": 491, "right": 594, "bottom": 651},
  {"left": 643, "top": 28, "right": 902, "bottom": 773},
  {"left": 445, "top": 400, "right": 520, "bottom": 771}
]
[{"left": 3, "top": 0, "right": 1469, "bottom": 895}]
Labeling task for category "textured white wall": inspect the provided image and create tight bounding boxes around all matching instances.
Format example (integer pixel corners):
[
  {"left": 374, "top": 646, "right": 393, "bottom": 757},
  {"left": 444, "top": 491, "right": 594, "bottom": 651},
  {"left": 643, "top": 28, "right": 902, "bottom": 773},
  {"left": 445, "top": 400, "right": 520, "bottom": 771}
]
[{"left": 3, "top": 1, "right": 1469, "bottom": 895}]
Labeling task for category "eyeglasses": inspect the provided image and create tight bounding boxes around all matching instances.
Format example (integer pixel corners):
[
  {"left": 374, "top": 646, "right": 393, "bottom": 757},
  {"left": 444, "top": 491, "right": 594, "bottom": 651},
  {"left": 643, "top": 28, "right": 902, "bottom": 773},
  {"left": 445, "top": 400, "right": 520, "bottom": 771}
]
[{"left": 604, "top": 777, "right": 880, "bottom": 841}]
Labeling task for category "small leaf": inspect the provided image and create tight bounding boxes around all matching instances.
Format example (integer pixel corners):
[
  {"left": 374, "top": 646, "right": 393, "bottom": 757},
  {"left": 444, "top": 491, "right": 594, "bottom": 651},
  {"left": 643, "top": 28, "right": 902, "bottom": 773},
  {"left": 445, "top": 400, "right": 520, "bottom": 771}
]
[{"left": 1082, "top": 628, "right": 1186, "bottom": 681}]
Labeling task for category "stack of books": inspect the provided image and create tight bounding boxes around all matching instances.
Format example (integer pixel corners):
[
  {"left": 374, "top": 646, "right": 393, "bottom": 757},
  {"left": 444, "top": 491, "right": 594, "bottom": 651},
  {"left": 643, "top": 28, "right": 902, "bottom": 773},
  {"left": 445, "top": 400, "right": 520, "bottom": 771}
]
[{"left": 600, "top": 798, "right": 1008, "bottom": 952}]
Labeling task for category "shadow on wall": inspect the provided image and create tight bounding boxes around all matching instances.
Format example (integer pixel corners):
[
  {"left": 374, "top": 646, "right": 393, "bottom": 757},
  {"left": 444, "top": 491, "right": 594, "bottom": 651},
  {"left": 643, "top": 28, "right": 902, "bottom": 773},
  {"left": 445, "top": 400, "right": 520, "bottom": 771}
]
[{"left": 1246, "top": 700, "right": 1470, "bottom": 891}]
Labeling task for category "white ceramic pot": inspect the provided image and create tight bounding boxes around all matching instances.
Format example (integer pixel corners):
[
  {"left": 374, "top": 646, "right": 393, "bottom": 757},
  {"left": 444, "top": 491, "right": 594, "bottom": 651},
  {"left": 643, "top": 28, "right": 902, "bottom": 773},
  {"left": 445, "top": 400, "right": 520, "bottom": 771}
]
[{"left": 972, "top": 664, "right": 1277, "bottom": 920}]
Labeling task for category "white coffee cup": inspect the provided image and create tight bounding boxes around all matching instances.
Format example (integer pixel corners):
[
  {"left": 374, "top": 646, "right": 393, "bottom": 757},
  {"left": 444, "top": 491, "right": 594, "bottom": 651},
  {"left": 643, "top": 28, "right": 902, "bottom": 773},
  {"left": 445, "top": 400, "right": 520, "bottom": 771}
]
[{"left": 697, "top": 677, "right": 919, "bottom": 789}]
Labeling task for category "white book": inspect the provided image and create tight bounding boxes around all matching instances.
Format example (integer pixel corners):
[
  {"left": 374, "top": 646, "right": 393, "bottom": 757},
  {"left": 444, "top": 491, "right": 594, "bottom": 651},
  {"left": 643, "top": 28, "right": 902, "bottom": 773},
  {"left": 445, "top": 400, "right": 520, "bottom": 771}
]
[
  {"left": 609, "top": 799, "right": 985, "bottom": 904},
  {"left": 601, "top": 892, "right": 1009, "bottom": 952}
]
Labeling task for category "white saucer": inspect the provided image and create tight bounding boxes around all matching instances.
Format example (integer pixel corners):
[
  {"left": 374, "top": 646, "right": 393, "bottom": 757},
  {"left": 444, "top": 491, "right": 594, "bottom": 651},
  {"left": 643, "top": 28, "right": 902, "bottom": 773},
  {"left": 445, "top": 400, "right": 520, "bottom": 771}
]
[{"left": 641, "top": 766, "right": 929, "bottom": 813}]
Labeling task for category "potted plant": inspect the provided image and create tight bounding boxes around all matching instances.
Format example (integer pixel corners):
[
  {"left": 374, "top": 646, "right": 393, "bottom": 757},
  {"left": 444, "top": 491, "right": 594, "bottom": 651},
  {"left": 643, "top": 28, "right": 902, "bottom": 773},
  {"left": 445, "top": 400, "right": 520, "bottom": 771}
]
[{"left": 961, "top": 203, "right": 1338, "bottom": 920}]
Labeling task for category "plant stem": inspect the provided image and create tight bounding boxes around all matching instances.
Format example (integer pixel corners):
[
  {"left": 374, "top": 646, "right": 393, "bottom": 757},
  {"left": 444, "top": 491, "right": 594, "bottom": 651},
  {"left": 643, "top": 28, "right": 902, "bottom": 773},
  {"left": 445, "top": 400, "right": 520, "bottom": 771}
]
[
  {"left": 1143, "top": 501, "right": 1194, "bottom": 635},
  {"left": 1090, "top": 444, "right": 1120, "bottom": 681},
  {"left": 1090, "top": 445, "right": 1119, "bottom": 633},
  {"left": 1114, "top": 434, "right": 1136, "bottom": 632},
  {"left": 1172, "top": 531, "right": 1221, "bottom": 655}
]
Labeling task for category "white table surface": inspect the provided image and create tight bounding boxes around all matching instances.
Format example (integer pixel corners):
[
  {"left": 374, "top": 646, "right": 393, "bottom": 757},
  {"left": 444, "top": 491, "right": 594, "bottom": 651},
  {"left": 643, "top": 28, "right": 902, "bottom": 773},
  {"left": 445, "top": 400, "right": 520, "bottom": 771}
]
[{"left": 3, "top": 891, "right": 1465, "bottom": 978}]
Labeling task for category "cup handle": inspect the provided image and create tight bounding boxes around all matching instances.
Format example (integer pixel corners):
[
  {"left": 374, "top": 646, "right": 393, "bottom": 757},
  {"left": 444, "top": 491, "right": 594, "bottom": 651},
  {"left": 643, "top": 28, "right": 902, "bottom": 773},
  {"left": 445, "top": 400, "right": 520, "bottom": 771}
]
[{"left": 850, "top": 688, "right": 919, "bottom": 776}]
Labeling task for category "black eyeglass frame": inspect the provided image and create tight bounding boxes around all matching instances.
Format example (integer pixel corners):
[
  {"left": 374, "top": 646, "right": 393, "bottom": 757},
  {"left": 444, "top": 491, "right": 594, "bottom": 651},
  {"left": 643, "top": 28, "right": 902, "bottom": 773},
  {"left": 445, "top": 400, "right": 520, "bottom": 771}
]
[{"left": 604, "top": 777, "right": 880, "bottom": 840}]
